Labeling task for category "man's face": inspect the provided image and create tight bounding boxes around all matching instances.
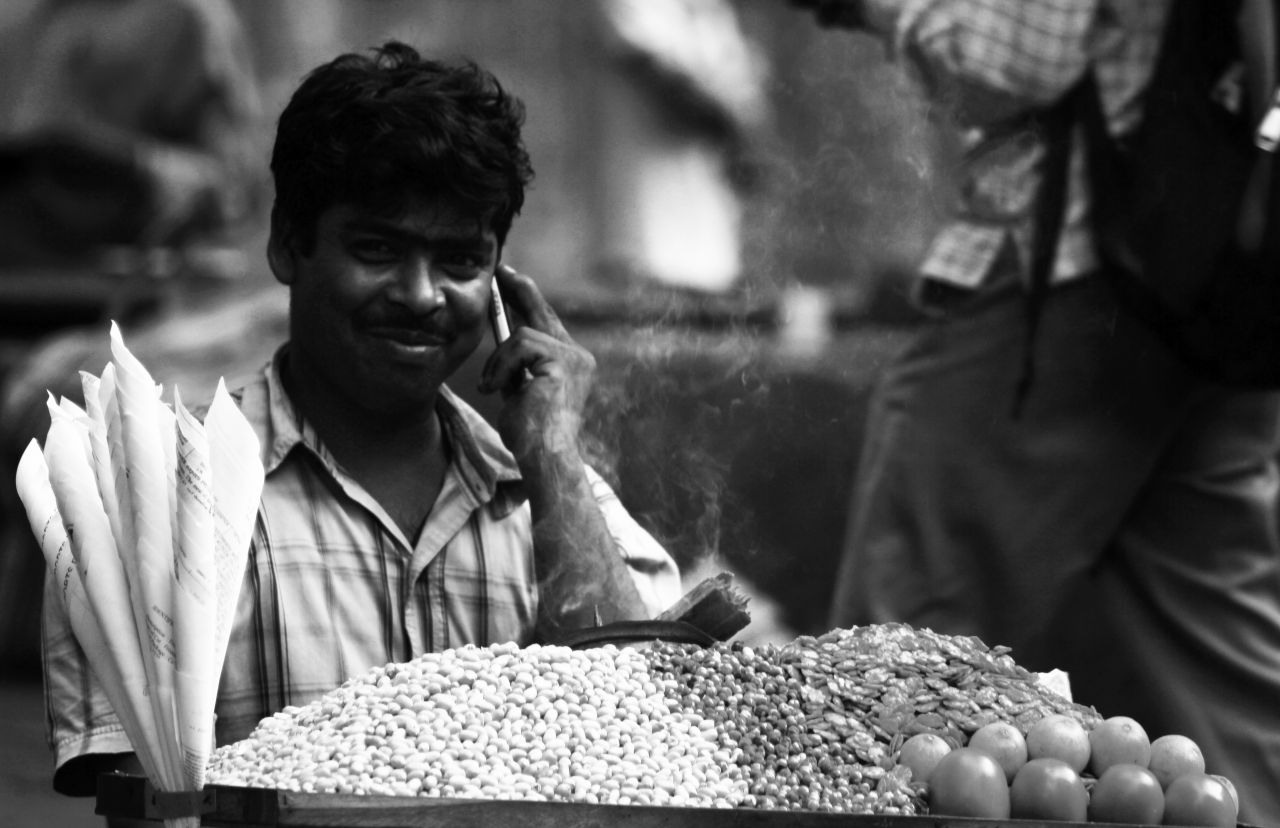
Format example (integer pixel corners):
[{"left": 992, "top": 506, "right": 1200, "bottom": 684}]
[{"left": 272, "top": 199, "right": 498, "bottom": 418}]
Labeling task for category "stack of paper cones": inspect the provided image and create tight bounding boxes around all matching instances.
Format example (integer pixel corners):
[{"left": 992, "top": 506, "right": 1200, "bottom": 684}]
[{"left": 15, "top": 322, "right": 264, "bottom": 827}]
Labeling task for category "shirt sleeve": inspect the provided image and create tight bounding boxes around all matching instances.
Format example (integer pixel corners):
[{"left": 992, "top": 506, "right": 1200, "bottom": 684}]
[
  {"left": 865, "top": 0, "right": 1102, "bottom": 121},
  {"left": 584, "top": 464, "right": 683, "bottom": 616},
  {"left": 41, "top": 570, "right": 135, "bottom": 795}
]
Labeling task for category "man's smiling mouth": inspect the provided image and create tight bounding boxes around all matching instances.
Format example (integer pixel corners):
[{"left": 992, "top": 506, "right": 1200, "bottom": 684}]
[{"left": 364, "top": 325, "right": 448, "bottom": 347}]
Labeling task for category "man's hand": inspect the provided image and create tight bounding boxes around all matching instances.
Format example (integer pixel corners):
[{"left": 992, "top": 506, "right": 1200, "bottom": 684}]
[
  {"left": 478, "top": 264, "right": 595, "bottom": 467},
  {"left": 477, "top": 264, "right": 648, "bottom": 636}
]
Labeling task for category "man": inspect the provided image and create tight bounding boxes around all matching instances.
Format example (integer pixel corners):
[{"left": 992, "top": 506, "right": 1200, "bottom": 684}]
[
  {"left": 42, "top": 41, "right": 681, "bottom": 805},
  {"left": 795, "top": 1, "right": 1280, "bottom": 823}
]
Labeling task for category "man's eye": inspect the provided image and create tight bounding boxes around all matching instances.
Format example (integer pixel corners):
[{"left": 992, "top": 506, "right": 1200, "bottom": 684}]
[
  {"left": 350, "top": 240, "right": 398, "bottom": 261},
  {"left": 443, "top": 252, "right": 491, "bottom": 272}
]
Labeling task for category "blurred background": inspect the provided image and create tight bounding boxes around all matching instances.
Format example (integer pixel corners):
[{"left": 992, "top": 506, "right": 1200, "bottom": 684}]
[{"left": 0, "top": 1, "right": 946, "bottom": 823}]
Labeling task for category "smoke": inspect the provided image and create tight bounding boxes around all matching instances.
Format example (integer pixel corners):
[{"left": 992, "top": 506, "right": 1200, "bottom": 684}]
[
  {"left": 548, "top": 12, "right": 960, "bottom": 633},
  {"left": 736, "top": 18, "right": 952, "bottom": 307},
  {"left": 580, "top": 322, "right": 769, "bottom": 578}
]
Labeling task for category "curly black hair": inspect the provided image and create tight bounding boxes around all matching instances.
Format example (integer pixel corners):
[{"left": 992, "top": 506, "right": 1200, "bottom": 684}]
[{"left": 270, "top": 41, "right": 534, "bottom": 253}]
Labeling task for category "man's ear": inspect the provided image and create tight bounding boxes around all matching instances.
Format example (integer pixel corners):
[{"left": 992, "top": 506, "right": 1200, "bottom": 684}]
[{"left": 267, "top": 233, "right": 296, "bottom": 286}]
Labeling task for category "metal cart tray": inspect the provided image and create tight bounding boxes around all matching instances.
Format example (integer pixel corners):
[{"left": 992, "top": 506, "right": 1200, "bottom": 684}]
[{"left": 96, "top": 773, "right": 1251, "bottom": 828}]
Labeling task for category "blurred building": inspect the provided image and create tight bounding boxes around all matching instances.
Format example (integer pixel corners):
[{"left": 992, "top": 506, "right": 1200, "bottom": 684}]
[{"left": 588, "top": 0, "right": 768, "bottom": 293}]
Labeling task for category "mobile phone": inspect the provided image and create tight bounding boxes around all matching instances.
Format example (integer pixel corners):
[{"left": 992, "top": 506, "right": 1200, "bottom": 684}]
[{"left": 490, "top": 268, "right": 513, "bottom": 344}]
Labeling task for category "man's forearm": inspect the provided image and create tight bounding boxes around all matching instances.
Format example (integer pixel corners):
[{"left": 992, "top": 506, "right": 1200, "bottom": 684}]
[{"left": 521, "top": 451, "right": 649, "bottom": 638}]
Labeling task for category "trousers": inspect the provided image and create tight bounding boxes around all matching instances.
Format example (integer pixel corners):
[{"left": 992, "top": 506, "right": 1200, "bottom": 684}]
[{"left": 829, "top": 270, "right": 1280, "bottom": 824}]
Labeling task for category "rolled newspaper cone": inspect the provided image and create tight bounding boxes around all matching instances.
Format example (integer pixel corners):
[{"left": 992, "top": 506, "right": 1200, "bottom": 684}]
[
  {"left": 80, "top": 371, "right": 128, "bottom": 563},
  {"left": 108, "top": 321, "right": 183, "bottom": 779},
  {"left": 172, "top": 388, "right": 218, "bottom": 787},
  {"left": 202, "top": 378, "right": 264, "bottom": 670},
  {"left": 20, "top": 323, "right": 264, "bottom": 818},
  {"left": 15, "top": 440, "right": 166, "bottom": 787},
  {"left": 38, "top": 425, "right": 182, "bottom": 790}
]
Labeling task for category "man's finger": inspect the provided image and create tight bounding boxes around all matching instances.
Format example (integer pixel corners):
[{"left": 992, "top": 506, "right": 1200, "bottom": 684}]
[
  {"left": 479, "top": 325, "right": 559, "bottom": 393},
  {"left": 496, "top": 264, "right": 570, "bottom": 340}
]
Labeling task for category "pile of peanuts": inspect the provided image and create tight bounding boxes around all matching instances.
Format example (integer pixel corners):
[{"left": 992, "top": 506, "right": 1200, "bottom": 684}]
[
  {"left": 205, "top": 641, "right": 749, "bottom": 807},
  {"left": 205, "top": 624, "right": 1098, "bottom": 815}
]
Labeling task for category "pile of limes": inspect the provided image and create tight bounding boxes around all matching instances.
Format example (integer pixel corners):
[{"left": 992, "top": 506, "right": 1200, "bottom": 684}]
[{"left": 898, "top": 714, "right": 1239, "bottom": 827}]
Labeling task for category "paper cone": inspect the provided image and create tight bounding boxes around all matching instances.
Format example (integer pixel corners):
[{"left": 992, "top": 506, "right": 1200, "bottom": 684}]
[
  {"left": 15, "top": 440, "right": 165, "bottom": 785},
  {"left": 203, "top": 379, "right": 264, "bottom": 671},
  {"left": 108, "top": 322, "right": 183, "bottom": 780},
  {"left": 20, "top": 324, "right": 266, "bottom": 810},
  {"left": 100, "top": 363, "right": 138, "bottom": 570},
  {"left": 172, "top": 389, "right": 218, "bottom": 787},
  {"left": 81, "top": 372, "right": 128, "bottom": 561},
  {"left": 42, "top": 423, "right": 180, "bottom": 790}
]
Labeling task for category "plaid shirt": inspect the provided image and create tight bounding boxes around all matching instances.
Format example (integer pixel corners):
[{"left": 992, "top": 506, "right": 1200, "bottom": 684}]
[
  {"left": 865, "top": 0, "right": 1171, "bottom": 287},
  {"left": 43, "top": 348, "right": 681, "bottom": 789}
]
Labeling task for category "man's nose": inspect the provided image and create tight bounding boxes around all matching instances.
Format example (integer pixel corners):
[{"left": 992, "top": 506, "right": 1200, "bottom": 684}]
[{"left": 392, "top": 256, "right": 446, "bottom": 312}]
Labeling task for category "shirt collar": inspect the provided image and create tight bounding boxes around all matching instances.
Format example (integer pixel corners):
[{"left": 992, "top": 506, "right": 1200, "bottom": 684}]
[{"left": 258, "top": 345, "right": 526, "bottom": 515}]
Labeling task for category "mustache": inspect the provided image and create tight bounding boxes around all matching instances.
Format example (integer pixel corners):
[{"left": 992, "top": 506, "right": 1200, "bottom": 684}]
[
  {"left": 357, "top": 308, "right": 450, "bottom": 333},
  {"left": 357, "top": 318, "right": 456, "bottom": 346}
]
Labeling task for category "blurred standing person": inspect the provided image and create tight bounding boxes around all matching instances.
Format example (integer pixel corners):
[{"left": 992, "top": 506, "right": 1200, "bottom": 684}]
[
  {"left": 794, "top": 1, "right": 1280, "bottom": 822},
  {"left": 0, "top": 0, "right": 263, "bottom": 270}
]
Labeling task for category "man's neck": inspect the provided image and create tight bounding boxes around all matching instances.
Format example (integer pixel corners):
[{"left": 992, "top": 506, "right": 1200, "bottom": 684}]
[
  {"left": 279, "top": 353, "right": 450, "bottom": 541},
  {"left": 281, "top": 352, "right": 440, "bottom": 453}
]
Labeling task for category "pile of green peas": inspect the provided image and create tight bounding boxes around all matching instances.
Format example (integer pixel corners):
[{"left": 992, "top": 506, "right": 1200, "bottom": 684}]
[{"left": 648, "top": 640, "right": 919, "bottom": 815}]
